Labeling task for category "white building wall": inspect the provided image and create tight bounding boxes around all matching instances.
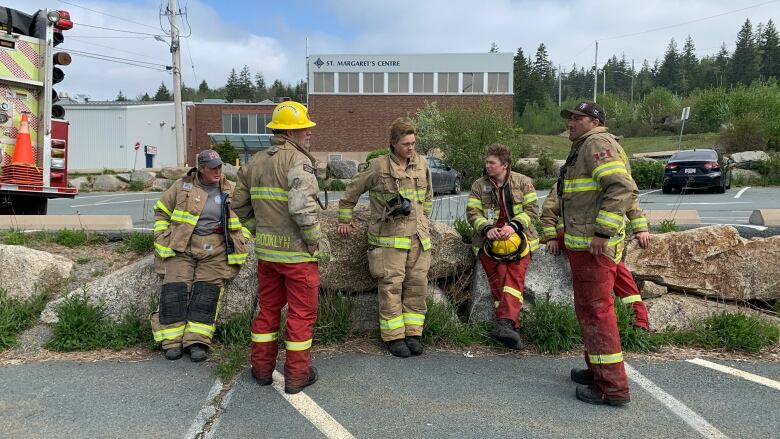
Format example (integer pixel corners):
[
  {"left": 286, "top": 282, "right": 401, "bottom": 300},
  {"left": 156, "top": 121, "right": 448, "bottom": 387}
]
[{"left": 124, "top": 104, "right": 177, "bottom": 169}]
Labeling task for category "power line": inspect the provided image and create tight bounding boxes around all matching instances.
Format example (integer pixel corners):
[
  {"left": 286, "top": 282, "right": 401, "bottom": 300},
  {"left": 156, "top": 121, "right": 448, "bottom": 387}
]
[
  {"left": 66, "top": 48, "right": 171, "bottom": 68},
  {"left": 64, "top": 39, "right": 169, "bottom": 64},
  {"left": 72, "top": 22, "right": 161, "bottom": 36},
  {"left": 68, "top": 51, "right": 169, "bottom": 71},
  {"left": 58, "top": 0, "right": 161, "bottom": 31},
  {"left": 183, "top": 37, "right": 198, "bottom": 86},
  {"left": 68, "top": 35, "right": 157, "bottom": 39},
  {"left": 599, "top": 0, "right": 779, "bottom": 41}
]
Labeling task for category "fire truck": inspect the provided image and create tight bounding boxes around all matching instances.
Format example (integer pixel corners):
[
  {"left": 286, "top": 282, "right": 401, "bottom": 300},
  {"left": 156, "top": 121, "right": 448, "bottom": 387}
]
[{"left": 0, "top": 7, "right": 74, "bottom": 214}]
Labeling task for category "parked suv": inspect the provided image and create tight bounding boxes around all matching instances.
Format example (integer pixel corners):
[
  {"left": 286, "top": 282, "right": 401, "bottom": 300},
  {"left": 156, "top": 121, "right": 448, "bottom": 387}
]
[
  {"left": 662, "top": 148, "right": 732, "bottom": 194},
  {"left": 426, "top": 156, "right": 462, "bottom": 195}
]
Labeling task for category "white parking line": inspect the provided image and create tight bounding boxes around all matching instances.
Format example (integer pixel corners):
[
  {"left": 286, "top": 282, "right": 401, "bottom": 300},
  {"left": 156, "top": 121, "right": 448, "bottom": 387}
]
[
  {"left": 625, "top": 363, "right": 728, "bottom": 438},
  {"left": 70, "top": 197, "right": 160, "bottom": 208},
  {"left": 639, "top": 189, "right": 661, "bottom": 197},
  {"left": 687, "top": 358, "right": 780, "bottom": 391},
  {"left": 185, "top": 378, "right": 237, "bottom": 439},
  {"left": 271, "top": 370, "right": 355, "bottom": 439},
  {"left": 734, "top": 187, "right": 751, "bottom": 199},
  {"left": 435, "top": 193, "right": 468, "bottom": 201},
  {"left": 662, "top": 202, "right": 752, "bottom": 206},
  {"left": 50, "top": 191, "right": 160, "bottom": 200},
  {"left": 700, "top": 223, "right": 767, "bottom": 230}
]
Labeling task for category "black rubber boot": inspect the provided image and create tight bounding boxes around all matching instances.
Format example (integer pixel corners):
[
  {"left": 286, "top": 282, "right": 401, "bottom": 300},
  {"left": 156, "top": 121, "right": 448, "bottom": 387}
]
[
  {"left": 489, "top": 319, "right": 523, "bottom": 350},
  {"left": 386, "top": 339, "right": 411, "bottom": 358},
  {"left": 285, "top": 366, "right": 318, "bottom": 394},
  {"left": 570, "top": 368, "right": 595, "bottom": 385},
  {"left": 164, "top": 347, "right": 182, "bottom": 361},
  {"left": 252, "top": 369, "right": 273, "bottom": 386},
  {"left": 575, "top": 385, "right": 630, "bottom": 407},
  {"left": 405, "top": 336, "right": 424, "bottom": 356},
  {"left": 189, "top": 344, "right": 208, "bottom": 363}
]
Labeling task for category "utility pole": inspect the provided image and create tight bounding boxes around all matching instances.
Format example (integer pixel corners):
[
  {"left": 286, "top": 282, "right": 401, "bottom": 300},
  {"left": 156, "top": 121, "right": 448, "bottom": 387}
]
[
  {"left": 593, "top": 40, "right": 598, "bottom": 102},
  {"left": 558, "top": 64, "right": 562, "bottom": 107},
  {"left": 305, "top": 37, "right": 309, "bottom": 106},
  {"left": 602, "top": 69, "right": 606, "bottom": 96},
  {"left": 631, "top": 59, "right": 635, "bottom": 106},
  {"left": 168, "top": 0, "right": 185, "bottom": 166}
]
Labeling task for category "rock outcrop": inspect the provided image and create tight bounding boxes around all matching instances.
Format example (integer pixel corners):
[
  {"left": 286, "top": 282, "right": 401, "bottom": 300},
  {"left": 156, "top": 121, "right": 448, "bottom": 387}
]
[
  {"left": 645, "top": 294, "right": 780, "bottom": 331},
  {"left": 0, "top": 245, "right": 73, "bottom": 300},
  {"left": 327, "top": 160, "right": 359, "bottom": 179}
]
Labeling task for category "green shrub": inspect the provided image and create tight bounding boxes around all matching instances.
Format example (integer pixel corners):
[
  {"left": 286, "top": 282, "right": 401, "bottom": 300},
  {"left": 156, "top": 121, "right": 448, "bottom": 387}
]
[
  {"left": 1, "top": 230, "right": 27, "bottom": 246},
  {"left": 531, "top": 176, "right": 556, "bottom": 190},
  {"left": 212, "top": 139, "right": 240, "bottom": 166},
  {"left": 630, "top": 159, "right": 664, "bottom": 189},
  {"left": 718, "top": 112, "right": 769, "bottom": 153},
  {"left": 116, "top": 232, "right": 154, "bottom": 254},
  {"left": 669, "top": 312, "right": 780, "bottom": 353},
  {"left": 365, "top": 148, "right": 389, "bottom": 162},
  {"left": 522, "top": 300, "right": 581, "bottom": 354},
  {"left": 0, "top": 290, "right": 49, "bottom": 350},
  {"left": 517, "top": 98, "right": 571, "bottom": 135},
  {"left": 53, "top": 229, "right": 106, "bottom": 247},
  {"left": 412, "top": 101, "right": 445, "bottom": 154},
  {"left": 314, "top": 291, "right": 353, "bottom": 344},
  {"left": 128, "top": 180, "right": 148, "bottom": 191},
  {"left": 537, "top": 149, "right": 555, "bottom": 177},
  {"left": 638, "top": 87, "right": 681, "bottom": 125},
  {"left": 754, "top": 152, "right": 780, "bottom": 182},
  {"left": 327, "top": 179, "right": 346, "bottom": 191},
  {"left": 452, "top": 217, "right": 473, "bottom": 243},
  {"left": 422, "top": 300, "right": 492, "bottom": 346},
  {"left": 658, "top": 219, "right": 678, "bottom": 233}
]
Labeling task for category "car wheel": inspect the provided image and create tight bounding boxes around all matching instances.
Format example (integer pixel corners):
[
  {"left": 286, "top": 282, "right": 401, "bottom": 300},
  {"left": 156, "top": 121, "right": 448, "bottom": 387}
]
[
  {"left": 662, "top": 184, "right": 672, "bottom": 194},
  {"left": 451, "top": 178, "right": 461, "bottom": 194}
]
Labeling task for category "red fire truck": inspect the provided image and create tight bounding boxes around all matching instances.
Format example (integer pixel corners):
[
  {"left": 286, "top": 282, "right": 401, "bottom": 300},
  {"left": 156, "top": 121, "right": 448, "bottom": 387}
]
[{"left": 0, "top": 6, "right": 74, "bottom": 214}]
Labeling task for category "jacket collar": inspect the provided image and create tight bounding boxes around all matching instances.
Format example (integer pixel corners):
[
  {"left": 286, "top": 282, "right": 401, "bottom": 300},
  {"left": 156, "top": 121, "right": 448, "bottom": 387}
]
[
  {"left": 388, "top": 151, "right": 418, "bottom": 170},
  {"left": 573, "top": 126, "right": 609, "bottom": 144}
]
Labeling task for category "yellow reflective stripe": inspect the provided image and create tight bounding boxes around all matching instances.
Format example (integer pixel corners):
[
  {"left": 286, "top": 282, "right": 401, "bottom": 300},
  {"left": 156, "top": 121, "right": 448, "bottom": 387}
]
[
  {"left": 564, "top": 233, "right": 623, "bottom": 250},
  {"left": 420, "top": 237, "right": 432, "bottom": 251},
  {"left": 227, "top": 217, "right": 242, "bottom": 230},
  {"left": 423, "top": 201, "right": 432, "bottom": 215},
  {"left": 154, "top": 199, "right": 172, "bottom": 216},
  {"left": 542, "top": 226, "right": 556, "bottom": 235},
  {"left": 368, "top": 233, "right": 412, "bottom": 249},
  {"left": 467, "top": 197, "right": 483, "bottom": 209},
  {"left": 513, "top": 212, "right": 531, "bottom": 228},
  {"left": 171, "top": 209, "right": 199, "bottom": 226},
  {"left": 563, "top": 178, "right": 600, "bottom": 193},
  {"left": 154, "top": 242, "right": 175, "bottom": 258},
  {"left": 227, "top": 252, "right": 248, "bottom": 264},
  {"left": 185, "top": 321, "right": 215, "bottom": 338},
  {"left": 251, "top": 332, "right": 278, "bottom": 343},
  {"left": 621, "top": 295, "right": 642, "bottom": 305},
  {"left": 596, "top": 210, "right": 624, "bottom": 231},
  {"left": 523, "top": 192, "right": 538, "bottom": 205},
  {"left": 154, "top": 220, "right": 170, "bottom": 232},
  {"left": 300, "top": 224, "right": 321, "bottom": 242},
  {"left": 474, "top": 217, "right": 488, "bottom": 231},
  {"left": 338, "top": 208, "right": 353, "bottom": 221},
  {"left": 528, "top": 238, "right": 540, "bottom": 252},
  {"left": 285, "top": 339, "right": 313, "bottom": 351},
  {"left": 502, "top": 286, "right": 523, "bottom": 302},
  {"left": 255, "top": 247, "right": 317, "bottom": 263},
  {"left": 512, "top": 203, "right": 524, "bottom": 215},
  {"left": 243, "top": 217, "right": 257, "bottom": 231},
  {"left": 403, "top": 313, "right": 425, "bottom": 326},
  {"left": 631, "top": 217, "right": 648, "bottom": 230},
  {"left": 592, "top": 161, "right": 627, "bottom": 182},
  {"left": 379, "top": 315, "right": 404, "bottom": 330},
  {"left": 556, "top": 223, "right": 564, "bottom": 231},
  {"left": 152, "top": 324, "right": 185, "bottom": 342},
  {"left": 589, "top": 351, "right": 624, "bottom": 365},
  {"left": 241, "top": 227, "right": 252, "bottom": 239},
  {"left": 250, "top": 186, "right": 289, "bottom": 201}
]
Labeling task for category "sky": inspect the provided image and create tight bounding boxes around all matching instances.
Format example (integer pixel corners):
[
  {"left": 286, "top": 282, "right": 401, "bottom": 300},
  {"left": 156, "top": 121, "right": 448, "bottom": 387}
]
[{"left": 5, "top": 0, "right": 779, "bottom": 100}]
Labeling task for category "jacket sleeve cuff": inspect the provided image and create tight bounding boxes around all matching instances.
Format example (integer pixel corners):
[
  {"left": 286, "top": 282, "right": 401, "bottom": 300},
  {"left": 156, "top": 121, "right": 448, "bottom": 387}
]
[
  {"left": 509, "top": 220, "right": 523, "bottom": 232},
  {"left": 594, "top": 231, "right": 611, "bottom": 239}
]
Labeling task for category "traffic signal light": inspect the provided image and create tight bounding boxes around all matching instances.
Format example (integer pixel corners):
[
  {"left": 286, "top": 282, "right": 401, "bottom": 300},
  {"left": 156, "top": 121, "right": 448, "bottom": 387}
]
[{"left": 47, "top": 10, "right": 71, "bottom": 119}]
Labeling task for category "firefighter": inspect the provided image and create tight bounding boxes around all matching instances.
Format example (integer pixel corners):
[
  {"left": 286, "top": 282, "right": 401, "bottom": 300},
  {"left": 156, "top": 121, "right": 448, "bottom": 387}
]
[
  {"left": 232, "top": 101, "right": 327, "bottom": 395},
  {"left": 466, "top": 143, "right": 539, "bottom": 349},
  {"left": 541, "top": 183, "right": 650, "bottom": 331},
  {"left": 337, "top": 117, "right": 433, "bottom": 358},
  {"left": 557, "top": 101, "right": 638, "bottom": 406},
  {"left": 151, "top": 149, "right": 250, "bottom": 363}
]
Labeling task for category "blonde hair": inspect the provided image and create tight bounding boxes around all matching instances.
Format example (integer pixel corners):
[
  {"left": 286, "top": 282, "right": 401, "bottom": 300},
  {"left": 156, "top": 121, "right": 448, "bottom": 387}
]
[{"left": 389, "top": 117, "right": 416, "bottom": 146}]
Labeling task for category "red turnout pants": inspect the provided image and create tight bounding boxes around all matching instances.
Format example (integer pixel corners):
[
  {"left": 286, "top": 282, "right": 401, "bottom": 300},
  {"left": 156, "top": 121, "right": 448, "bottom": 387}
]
[{"left": 478, "top": 251, "right": 530, "bottom": 328}]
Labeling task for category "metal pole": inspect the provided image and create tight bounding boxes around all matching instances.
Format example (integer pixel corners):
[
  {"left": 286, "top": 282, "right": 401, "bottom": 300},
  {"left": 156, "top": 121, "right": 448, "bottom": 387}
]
[
  {"left": 305, "top": 37, "right": 309, "bottom": 106},
  {"left": 593, "top": 41, "right": 598, "bottom": 102},
  {"left": 678, "top": 118, "right": 686, "bottom": 151},
  {"left": 170, "top": 0, "right": 185, "bottom": 166},
  {"left": 558, "top": 64, "right": 562, "bottom": 107},
  {"left": 631, "top": 59, "right": 635, "bottom": 106},
  {"left": 602, "top": 69, "right": 606, "bottom": 96}
]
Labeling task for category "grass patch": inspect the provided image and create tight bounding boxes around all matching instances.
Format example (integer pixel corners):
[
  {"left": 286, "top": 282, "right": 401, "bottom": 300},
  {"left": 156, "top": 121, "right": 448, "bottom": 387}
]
[
  {"left": 666, "top": 312, "right": 780, "bottom": 353},
  {"left": 128, "top": 180, "right": 148, "bottom": 191},
  {"left": 522, "top": 300, "right": 581, "bottom": 354},
  {"left": 76, "top": 256, "right": 91, "bottom": 264},
  {"left": 213, "top": 309, "right": 254, "bottom": 380},
  {"left": 522, "top": 133, "right": 719, "bottom": 160},
  {"left": 314, "top": 291, "right": 353, "bottom": 344},
  {"left": 116, "top": 232, "right": 154, "bottom": 254},
  {"left": 46, "top": 294, "right": 151, "bottom": 351},
  {"left": 422, "top": 300, "right": 492, "bottom": 346},
  {"left": 0, "top": 290, "right": 49, "bottom": 350},
  {"left": 452, "top": 217, "right": 473, "bottom": 243},
  {"left": 1, "top": 230, "right": 27, "bottom": 245},
  {"left": 615, "top": 302, "right": 660, "bottom": 352},
  {"left": 658, "top": 219, "right": 678, "bottom": 233},
  {"left": 215, "top": 345, "right": 250, "bottom": 381},
  {"left": 52, "top": 229, "right": 106, "bottom": 247}
]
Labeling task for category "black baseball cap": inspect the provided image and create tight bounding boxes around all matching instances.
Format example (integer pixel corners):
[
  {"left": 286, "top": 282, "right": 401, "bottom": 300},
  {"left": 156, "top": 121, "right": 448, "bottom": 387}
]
[
  {"left": 197, "top": 149, "right": 223, "bottom": 168},
  {"left": 560, "top": 101, "right": 606, "bottom": 125}
]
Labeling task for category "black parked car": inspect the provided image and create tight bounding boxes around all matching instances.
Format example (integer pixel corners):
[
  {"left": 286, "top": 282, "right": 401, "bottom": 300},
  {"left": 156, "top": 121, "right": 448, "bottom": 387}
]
[
  {"left": 426, "top": 157, "right": 462, "bottom": 195},
  {"left": 662, "top": 148, "right": 732, "bottom": 194}
]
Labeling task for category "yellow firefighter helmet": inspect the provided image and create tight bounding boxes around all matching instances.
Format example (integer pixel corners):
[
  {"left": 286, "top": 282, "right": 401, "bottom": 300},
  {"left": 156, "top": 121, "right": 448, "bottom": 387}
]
[
  {"left": 266, "top": 101, "right": 316, "bottom": 130},
  {"left": 484, "top": 232, "right": 530, "bottom": 261}
]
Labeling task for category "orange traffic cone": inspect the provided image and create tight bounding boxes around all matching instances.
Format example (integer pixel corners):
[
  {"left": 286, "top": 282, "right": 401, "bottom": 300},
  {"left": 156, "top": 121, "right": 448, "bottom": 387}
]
[{"left": 11, "top": 113, "right": 35, "bottom": 167}]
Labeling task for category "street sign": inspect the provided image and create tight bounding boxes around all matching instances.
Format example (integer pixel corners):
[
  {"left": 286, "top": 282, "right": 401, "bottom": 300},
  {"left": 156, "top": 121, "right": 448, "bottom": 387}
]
[
  {"left": 681, "top": 107, "right": 690, "bottom": 121},
  {"left": 145, "top": 145, "right": 157, "bottom": 155},
  {"left": 134, "top": 142, "right": 140, "bottom": 151}
]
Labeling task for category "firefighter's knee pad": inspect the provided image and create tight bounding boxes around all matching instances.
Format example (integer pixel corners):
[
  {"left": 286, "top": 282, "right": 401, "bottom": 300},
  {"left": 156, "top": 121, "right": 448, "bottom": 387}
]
[
  {"left": 188, "top": 282, "right": 221, "bottom": 324},
  {"left": 159, "top": 282, "right": 188, "bottom": 324}
]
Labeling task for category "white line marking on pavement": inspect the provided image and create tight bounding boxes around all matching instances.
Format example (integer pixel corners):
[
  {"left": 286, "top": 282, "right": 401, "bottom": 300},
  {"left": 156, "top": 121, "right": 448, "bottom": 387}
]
[
  {"left": 434, "top": 193, "right": 468, "bottom": 201},
  {"left": 625, "top": 363, "right": 728, "bottom": 439},
  {"left": 51, "top": 191, "right": 160, "bottom": 200},
  {"left": 184, "top": 378, "right": 237, "bottom": 439},
  {"left": 271, "top": 370, "right": 355, "bottom": 439},
  {"left": 687, "top": 358, "right": 780, "bottom": 391},
  {"left": 700, "top": 223, "right": 767, "bottom": 230},
  {"left": 70, "top": 198, "right": 160, "bottom": 208},
  {"left": 662, "top": 202, "right": 752, "bottom": 206},
  {"left": 734, "top": 187, "right": 750, "bottom": 199},
  {"left": 639, "top": 189, "right": 661, "bottom": 197}
]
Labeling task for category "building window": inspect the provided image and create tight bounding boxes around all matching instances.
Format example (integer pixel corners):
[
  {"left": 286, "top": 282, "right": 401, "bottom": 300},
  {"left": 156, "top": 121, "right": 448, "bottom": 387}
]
[
  {"left": 488, "top": 72, "right": 509, "bottom": 93},
  {"left": 312, "top": 72, "right": 334, "bottom": 93},
  {"left": 363, "top": 72, "right": 384, "bottom": 93},
  {"left": 223, "top": 114, "right": 249, "bottom": 133},
  {"left": 437, "top": 72, "right": 458, "bottom": 93},
  {"left": 462, "top": 72, "right": 484, "bottom": 93},
  {"left": 256, "top": 114, "right": 273, "bottom": 134},
  {"left": 328, "top": 154, "right": 342, "bottom": 162},
  {"left": 412, "top": 72, "right": 433, "bottom": 93},
  {"left": 388, "top": 72, "right": 409, "bottom": 93},
  {"left": 338, "top": 72, "right": 359, "bottom": 93}
]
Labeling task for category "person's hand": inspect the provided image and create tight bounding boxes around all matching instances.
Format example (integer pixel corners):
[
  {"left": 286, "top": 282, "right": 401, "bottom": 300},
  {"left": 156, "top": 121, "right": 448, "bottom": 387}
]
[
  {"left": 589, "top": 236, "right": 609, "bottom": 256},
  {"left": 338, "top": 223, "right": 353, "bottom": 238},
  {"left": 546, "top": 239, "right": 560, "bottom": 255},
  {"left": 633, "top": 231, "right": 650, "bottom": 249},
  {"left": 486, "top": 227, "right": 501, "bottom": 240},
  {"left": 306, "top": 243, "right": 318, "bottom": 256}
]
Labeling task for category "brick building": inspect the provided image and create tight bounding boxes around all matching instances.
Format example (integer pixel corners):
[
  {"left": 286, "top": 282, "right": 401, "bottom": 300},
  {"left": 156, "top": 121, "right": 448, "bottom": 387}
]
[{"left": 307, "top": 53, "right": 514, "bottom": 162}]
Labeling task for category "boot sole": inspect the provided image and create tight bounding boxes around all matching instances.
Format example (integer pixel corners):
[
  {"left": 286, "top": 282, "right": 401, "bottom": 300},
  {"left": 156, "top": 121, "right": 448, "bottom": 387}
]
[
  {"left": 576, "top": 387, "right": 630, "bottom": 407},
  {"left": 285, "top": 368, "right": 318, "bottom": 394}
]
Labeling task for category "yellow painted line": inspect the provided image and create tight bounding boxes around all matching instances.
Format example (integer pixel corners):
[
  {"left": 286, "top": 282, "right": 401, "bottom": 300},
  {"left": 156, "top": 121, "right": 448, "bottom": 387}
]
[{"left": 687, "top": 358, "right": 780, "bottom": 391}]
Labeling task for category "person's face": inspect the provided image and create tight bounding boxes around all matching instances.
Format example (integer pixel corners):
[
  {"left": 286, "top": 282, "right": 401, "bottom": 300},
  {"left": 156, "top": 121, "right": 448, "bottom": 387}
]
[
  {"left": 286, "top": 128, "right": 312, "bottom": 148},
  {"left": 391, "top": 134, "right": 416, "bottom": 160},
  {"left": 199, "top": 164, "right": 222, "bottom": 184},
  {"left": 567, "top": 114, "right": 599, "bottom": 140},
  {"left": 484, "top": 155, "right": 508, "bottom": 179}
]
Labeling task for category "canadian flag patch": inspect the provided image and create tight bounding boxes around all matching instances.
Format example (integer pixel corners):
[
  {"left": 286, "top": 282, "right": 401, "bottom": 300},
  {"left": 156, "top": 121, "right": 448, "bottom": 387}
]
[{"left": 593, "top": 149, "right": 613, "bottom": 161}]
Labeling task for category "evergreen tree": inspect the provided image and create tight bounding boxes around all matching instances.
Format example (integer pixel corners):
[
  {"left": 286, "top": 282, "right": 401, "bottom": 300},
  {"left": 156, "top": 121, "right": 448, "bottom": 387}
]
[
  {"left": 636, "top": 59, "right": 656, "bottom": 98},
  {"left": 680, "top": 35, "right": 700, "bottom": 94},
  {"left": 198, "top": 80, "right": 210, "bottom": 94},
  {"left": 489, "top": 42, "right": 499, "bottom": 53},
  {"left": 153, "top": 82, "right": 172, "bottom": 101},
  {"left": 729, "top": 19, "right": 760, "bottom": 85},
  {"left": 759, "top": 19, "right": 780, "bottom": 80},
  {"left": 115, "top": 90, "right": 127, "bottom": 102},
  {"left": 237, "top": 65, "right": 255, "bottom": 101},
  {"left": 225, "top": 68, "right": 240, "bottom": 102},
  {"left": 140, "top": 93, "right": 152, "bottom": 102},
  {"left": 657, "top": 38, "right": 682, "bottom": 93},
  {"left": 255, "top": 72, "right": 267, "bottom": 101},
  {"left": 513, "top": 48, "right": 531, "bottom": 115},
  {"left": 715, "top": 43, "right": 730, "bottom": 87},
  {"left": 269, "top": 79, "right": 286, "bottom": 99}
]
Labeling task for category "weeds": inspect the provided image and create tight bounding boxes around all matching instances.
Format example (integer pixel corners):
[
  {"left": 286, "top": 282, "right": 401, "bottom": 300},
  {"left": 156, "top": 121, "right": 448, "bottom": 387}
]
[
  {"left": 452, "top": 217, "right": 473, "bottom": 243},
  {"left": 212, "top": 309, "right": 253, "bottom": 380},
  {"left": 314, "top": 291, "right": 353, "bottom": 344},
  {"left": 522, "top": 300, "right": 581, "bottom": 354},
  {"left": 667, "top": 312, "right": 780, "bottom": 353},
  {"left": 615, "top": 302, "right": 660, "bottom": 352},
  {"left": 53, "top": 229, "right": 106, "bottom": 247},
  {"left": 658, "top": 219, "right": 678, "bottom": 233},
  {"left": 1, "top": 230, "right": 27, "bottom": 245},
  {"left": 422, "top": 300, "right": 492, "bottom": 346},
  {"left": 0, "top": 290, "right": 49, "bottom": 350},
  {"left": 128, "top": 180, "right": 148, "bottom": 191},
  {"left": 115, "top": 232, "right": 154, "bottom": 254},
  {"left": 215, "top": 345, "right": 250, "bottom": 381},
  {"left": 76, "top": 256, "right": 91, "bottom": 264}
]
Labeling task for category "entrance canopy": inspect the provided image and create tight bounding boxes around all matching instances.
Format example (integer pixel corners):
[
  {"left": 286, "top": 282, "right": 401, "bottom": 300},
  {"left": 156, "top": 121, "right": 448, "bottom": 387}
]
[{"left": 208, "top": 133, "right": 273, "bottom": 164}]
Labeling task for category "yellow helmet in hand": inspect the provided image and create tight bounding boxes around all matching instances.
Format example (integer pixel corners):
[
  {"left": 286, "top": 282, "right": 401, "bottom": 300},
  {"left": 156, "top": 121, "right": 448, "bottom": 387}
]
[{"left": 485, "top": 232, "right": 530, "bottom": 261}]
